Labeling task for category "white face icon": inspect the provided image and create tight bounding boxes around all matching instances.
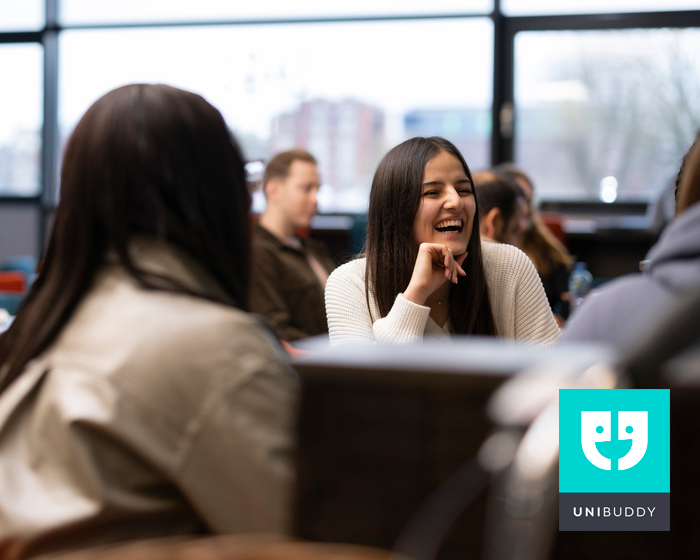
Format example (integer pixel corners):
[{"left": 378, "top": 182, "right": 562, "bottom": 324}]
[
  {"left": 581, "top": 411, "right": 648, "bottom": 471},
  {"left": 618, "top": 411, "right": 648, "bottom": 470},
  {"left": 581, "top": 411, "right": 611, "bottom": 470}
]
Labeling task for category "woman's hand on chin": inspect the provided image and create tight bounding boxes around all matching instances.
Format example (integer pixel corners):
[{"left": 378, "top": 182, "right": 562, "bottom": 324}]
[{"left": 403, "top": 243, "right": 467, "bottom": 306}]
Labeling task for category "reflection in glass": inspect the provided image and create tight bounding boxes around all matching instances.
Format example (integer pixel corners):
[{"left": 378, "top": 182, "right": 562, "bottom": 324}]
[
  {"left": 514, "top": 29, "right": 700, "bottom": 202},
  {"left": 0, "top": 45, "right": 43, "bottom": 196},
  {"left": 60, "top": 20, "right": 493, "bottom": 212}
]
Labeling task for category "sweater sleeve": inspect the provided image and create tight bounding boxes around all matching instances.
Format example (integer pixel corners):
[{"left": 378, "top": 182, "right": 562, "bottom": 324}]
[
  {"left": 483, "top": 242, "right": 561, "bottom": 346},
  {"left": 510, "top": 248, "right": 562, "bottom": 346},
  {"left": 325, "top": 259, "right": 430, "bottom": 345}
]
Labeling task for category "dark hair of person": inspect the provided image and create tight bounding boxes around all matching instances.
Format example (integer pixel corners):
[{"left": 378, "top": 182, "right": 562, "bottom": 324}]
[
  {"left": 494, "top": 162, "right": 572, "bottom": 276},
  {"left": 262, "top": 149, "right": 317, "bottom": 192},
  {"left": 365, "top": 136, "right": 496, "bottom": 336},
  {"left": 473, "top": 170, "right": 523, "bottom": 226},
  {"left": 0, "top": 83, "right": 251, "bottom": 394},
  {"left": 675, "top": 133, "right": 700, "bottom": 214},
  {"left": 677, "top": 136, "right": 700, "bottom": 214}
]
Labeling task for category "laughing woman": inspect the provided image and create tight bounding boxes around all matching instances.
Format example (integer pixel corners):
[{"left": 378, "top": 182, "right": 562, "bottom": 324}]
[{"left": 325, "top": 136, "right": 560, "bottom": 345}]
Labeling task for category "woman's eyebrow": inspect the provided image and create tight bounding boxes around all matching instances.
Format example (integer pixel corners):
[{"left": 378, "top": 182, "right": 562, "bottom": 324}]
[{"left": 422, "top": 180, "right": 444, "bottom": 187}]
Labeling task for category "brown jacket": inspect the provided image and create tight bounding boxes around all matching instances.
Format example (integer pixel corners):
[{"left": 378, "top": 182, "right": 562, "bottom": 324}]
[
  {"left": 250, "top": 223, "right": 336, "bottom": 341},
  {"left": 0, "top": 240, "right": 298, "bottom": 557}
]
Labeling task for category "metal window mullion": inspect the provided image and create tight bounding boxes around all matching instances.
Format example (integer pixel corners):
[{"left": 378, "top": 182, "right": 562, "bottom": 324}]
[
  {"left": 491, "top": 0, "right": 515, "bottom": 166},
  {"left": 506, "top": 10, "right": 700, "bottom": 33},
  {"left": 40, "top": 0, "right": 60, "bottom": 257}
]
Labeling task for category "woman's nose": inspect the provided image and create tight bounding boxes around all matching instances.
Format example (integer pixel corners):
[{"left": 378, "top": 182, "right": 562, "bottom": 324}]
[{"left": 444, "top": 187, "right": 464, "bottom": 209}]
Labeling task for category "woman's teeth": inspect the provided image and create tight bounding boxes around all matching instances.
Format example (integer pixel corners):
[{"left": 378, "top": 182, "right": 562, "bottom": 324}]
[{"left": 435, "top": 219, "right": 463, "bottom": 232}]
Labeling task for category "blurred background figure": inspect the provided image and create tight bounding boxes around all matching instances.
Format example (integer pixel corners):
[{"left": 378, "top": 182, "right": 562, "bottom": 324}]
[
  {"left": 560, "top": 137, "right": 700, "bottom": 346},
  {"left": 648, "top": 132, "right": 700, "bottom": 240},
  {"left": 472, "top": 170, "right": 525, "bottom": 246},
  {"left": 0, "top": 84, "right": 298, "bottom": 557},
  {"left": 495, "top": 163, "right": 573, "bottom": 325},
  {"left": 251, "top": 150, "right": 337, "bottom": 342}
]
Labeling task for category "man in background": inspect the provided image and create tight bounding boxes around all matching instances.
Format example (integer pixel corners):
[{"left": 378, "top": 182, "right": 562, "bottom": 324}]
[
  {"left": 250, "top": 149, "right": 336, "bottom": 341},
  {"left": 472, "top": 170, "right": 525, "bottom": 246}
]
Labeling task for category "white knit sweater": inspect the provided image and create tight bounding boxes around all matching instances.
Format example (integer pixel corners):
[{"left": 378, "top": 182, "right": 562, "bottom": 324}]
[{"left": 325, "top": 241, "right": 561, "bottom": 346}]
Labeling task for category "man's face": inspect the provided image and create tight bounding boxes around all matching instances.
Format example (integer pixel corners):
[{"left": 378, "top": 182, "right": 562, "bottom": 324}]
[{"left": 276, "top": 160, "right": 320, "bottom": 230}]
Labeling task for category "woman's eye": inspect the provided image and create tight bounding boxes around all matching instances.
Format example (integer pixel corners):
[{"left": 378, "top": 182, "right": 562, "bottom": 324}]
[
  {"left": 458, "top": 188, "right": 472, "bottom": 195},
  {"left": 423, "top": 190, "right": 439, "bottom": 197}
]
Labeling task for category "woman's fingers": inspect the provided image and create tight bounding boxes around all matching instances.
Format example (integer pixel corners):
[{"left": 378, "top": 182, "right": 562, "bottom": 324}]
[
  {"left": 455, "top": 251, "right": 467, "bottom": 277},
  {"left": 409, "top": 243, "right": 466, "bottom": 301},
  {"left": 427, "top": 244, "right": 467, "bottom": 284},
  {"left": 443, "top": 247, "right": 452, "bottom": 280}
]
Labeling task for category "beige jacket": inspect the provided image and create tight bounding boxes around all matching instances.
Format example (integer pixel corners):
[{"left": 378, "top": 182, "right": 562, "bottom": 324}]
[{"left": 0, "top": 241, "right": 298, "bottom": 556}]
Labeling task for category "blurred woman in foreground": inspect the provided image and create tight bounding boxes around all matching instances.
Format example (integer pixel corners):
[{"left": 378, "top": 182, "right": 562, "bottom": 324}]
[{"left": 0, "top": 84, "right": 297, "bottom": 555}]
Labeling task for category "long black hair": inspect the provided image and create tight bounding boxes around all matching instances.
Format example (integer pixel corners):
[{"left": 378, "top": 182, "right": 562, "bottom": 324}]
[
  {"left": 365, "top": 136, "right": 496, "bottom": 336},
  {"left": 0, "top": 84, "right": 251, "bottom": 394}
]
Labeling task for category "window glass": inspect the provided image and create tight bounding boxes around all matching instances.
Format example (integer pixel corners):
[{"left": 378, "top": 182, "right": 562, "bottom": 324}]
[
  {"left": 60, "top": 20, "right": 493, "bottom": 213},
  {"left": 513, "top": 28, "right": 700, "bottom": 203},
  {"left": 503, "top": 0, "right": 699, "bottom": 16},
  {"left": 0, "top": 44, "right": 43, "bottom": 196},
  {"left": 60, "top": 0, "right": 492, "bottom": 25},
  {"left": 0, "top": 0, "right": 44, "bottom": 31}
]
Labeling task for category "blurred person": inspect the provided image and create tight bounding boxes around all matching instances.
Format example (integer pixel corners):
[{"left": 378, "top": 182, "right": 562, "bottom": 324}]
[
  {"left": 0, "top": 535, "right": 401, "bottom": 560},
  {"left": 648, "top": 132, "right": 700, "bottom": 239},
  {"left": 472, "top": 170, "right": 524, "bottom": 245},
  {"left": 251, "top": 150, "right": 336, "bottom": 341},
  {"left": 494, "top": 163, "right": 573, "bottom": 322},
  {"left": 0, "top": 84, "right": 298, "bottom": 556},
  {"left": 325, "top": 137, "right": 560, "bottom": 346},
  {"left": 560, "top": 137, "right": 700, "bottom": 345}
]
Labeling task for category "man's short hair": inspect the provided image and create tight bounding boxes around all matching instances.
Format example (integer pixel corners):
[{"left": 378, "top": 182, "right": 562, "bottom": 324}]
[
  {"left": 474, "top": 171, "right": 524, "bottom": 227},
  {"left": 263, "top": 149, "right": 317, "bottom": 191}
]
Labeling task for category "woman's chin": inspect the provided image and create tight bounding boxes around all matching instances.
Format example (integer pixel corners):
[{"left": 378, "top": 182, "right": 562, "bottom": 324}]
[{"left": 445, "top": 239, "right": 469, "bottom": 256}]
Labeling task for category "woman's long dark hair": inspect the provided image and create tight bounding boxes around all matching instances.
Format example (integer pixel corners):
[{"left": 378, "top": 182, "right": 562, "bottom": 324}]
[
  {"left": 0, "top": 84, "right": 251, "bottom": 394},
  {"left": 365, "top": 136, "right": 496, "bottom": 336}
]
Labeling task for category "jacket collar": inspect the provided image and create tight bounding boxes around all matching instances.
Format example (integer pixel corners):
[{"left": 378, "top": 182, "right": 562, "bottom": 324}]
[
  {"left": 254, "top": 222, "right": 305, "bottom": 253},
  {"left": 106, "top": 237, "right": 234, "bottom": 305}
]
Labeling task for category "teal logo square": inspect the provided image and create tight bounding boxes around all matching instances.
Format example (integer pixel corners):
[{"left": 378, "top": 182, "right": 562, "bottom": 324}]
[{"left": 559, "top": 389, "right": 670, "bottom": 493}]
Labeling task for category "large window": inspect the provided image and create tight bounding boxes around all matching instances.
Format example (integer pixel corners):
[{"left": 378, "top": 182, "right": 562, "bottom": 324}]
[
  {"left": 0, "top": 44, "right": 43, "bottom": 196},
  {"left": 60, "top": 19, "right": 493, "bottom": 212},
  {"left": 1, "top": 0, "right": 700, "bottom": 261},
  {"left": 514, "top": 28, "right": 700, "bottom": 202}
]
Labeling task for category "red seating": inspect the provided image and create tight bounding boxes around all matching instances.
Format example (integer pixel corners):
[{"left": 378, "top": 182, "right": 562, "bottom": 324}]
[
  {"left": 0, "top": 272, "right": 25, "bottom": 294},
  {"left": 539, "top": 211, "right": 568, "bottom": 245}
]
